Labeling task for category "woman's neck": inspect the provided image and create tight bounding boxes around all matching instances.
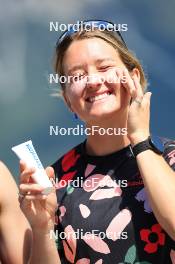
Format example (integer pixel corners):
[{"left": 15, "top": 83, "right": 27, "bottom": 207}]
[{"left": 85, "top": 112, "right": 130, "bottom": 156}]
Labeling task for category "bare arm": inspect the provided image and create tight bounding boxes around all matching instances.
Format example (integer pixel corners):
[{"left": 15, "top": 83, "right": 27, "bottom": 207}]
[
  {"left": 0, "top": 161, "right": 32, "bottom": 264},
  {"left": 19, "top": 161, "right": 61, "bottom": 264},
  {"left": 124, "top": 69, "right": 175, "bottom": 240},
  {"left": 131, "top": 146, "right": 175, "bottom": 240}
]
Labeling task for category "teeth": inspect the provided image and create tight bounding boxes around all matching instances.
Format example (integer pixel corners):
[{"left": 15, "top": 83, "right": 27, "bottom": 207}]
[{"left": 88, "top": 92, "right": 111, "bottom": 102}]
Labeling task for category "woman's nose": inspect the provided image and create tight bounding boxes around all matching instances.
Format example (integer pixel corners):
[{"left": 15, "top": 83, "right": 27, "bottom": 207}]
[{"left": 86, "top": 72, "right": 104, "bottom": 89}]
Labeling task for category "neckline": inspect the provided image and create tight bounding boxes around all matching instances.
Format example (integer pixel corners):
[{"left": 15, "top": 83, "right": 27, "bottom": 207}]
[{"left": 80, "top": 139, "right": 134, "bottom": 163}]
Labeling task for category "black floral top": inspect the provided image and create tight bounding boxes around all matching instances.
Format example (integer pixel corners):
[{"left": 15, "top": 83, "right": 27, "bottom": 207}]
[{"left": 51, "top": 137, "right": 175, "bottom": 264}]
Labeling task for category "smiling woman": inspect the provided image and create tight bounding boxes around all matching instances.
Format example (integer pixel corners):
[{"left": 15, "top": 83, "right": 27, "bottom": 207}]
[{"left": 18, "top": 20, "right": 175, "bottom": 264}]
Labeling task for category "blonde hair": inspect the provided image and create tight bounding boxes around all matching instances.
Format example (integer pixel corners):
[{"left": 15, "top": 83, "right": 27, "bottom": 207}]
[{"left": 54, "top": 29, "right": 147, "bottom": 92}]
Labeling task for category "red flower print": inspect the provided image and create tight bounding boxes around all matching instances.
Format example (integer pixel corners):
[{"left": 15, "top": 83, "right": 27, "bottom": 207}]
[
  {"left": 62, "top": 149, "right": 80, "bottom": 172},
  {"left": 140, "top": 223, "right": 165, "bottom": 253}
]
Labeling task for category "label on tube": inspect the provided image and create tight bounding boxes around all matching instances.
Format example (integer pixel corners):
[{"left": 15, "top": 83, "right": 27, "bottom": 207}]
[{"left": 12, "top": 140, "right": 53, "bottom": 195}]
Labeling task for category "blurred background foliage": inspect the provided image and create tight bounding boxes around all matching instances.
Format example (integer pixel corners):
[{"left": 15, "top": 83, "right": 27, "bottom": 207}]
[{"left": 0, "top": 0, "right": 175, "bottom": 182}]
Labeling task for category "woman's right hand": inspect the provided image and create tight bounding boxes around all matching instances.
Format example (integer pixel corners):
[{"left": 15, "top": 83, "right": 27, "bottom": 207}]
[{"left": 19, "top": 160, "right": 58, "bottom": 233}]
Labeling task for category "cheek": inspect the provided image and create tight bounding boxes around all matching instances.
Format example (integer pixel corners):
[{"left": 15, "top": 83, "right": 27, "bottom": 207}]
[
  {"left": 66, "top": 78, "right": 87, "bottom": 102},
  {"left": 102, "top": 68, "right": 125, "bottom": 92},
  {"left": 103, "top": 68, "right": 119, "bottom": 83}
]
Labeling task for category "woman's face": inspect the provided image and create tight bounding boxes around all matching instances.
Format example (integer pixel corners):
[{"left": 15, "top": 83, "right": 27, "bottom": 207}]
[{"left": 62, "top": 37, "right": 132, "bottom": 124}]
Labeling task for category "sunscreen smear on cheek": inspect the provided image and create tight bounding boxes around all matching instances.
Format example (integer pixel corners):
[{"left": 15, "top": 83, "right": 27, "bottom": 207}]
[{"left": 12, "top": 140, "right": 53, "bottom": 195}]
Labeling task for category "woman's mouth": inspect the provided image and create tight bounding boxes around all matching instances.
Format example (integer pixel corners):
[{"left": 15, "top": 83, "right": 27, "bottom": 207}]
[{"left": 86, "top": 91, "right": 114, "bottom": 103}]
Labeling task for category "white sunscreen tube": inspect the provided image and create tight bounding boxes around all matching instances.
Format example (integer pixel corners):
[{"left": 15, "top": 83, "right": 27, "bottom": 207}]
[{"left": 12, "top": 140, "right": 53, "bottom": 195}]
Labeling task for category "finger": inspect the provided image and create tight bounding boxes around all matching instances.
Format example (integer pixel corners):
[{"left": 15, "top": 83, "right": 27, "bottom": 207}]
[
  {"left": 131, "top": 98, "right": 142, "bottom": 107},
  {"left": 20, "top": 167, "right": 36, "bottom": 183},
  {"left": 19, "top": 183, "right": 44, "bottom": 194},
  {"left": 132, "top": 75, "right": 144, "bottom": 99},
  {"left": 122, "top": 69, "right": 137, "bottom": 98},
  {"left": 24, "top": 194, "right": 47, "bottom": 200},
  {"left": 45, "top": 166, "right": 55, "bottom": 179},
  {"left": 19, "top": 160, "right": 27, "bottom": 173},
  {"left": 142, "top": 92, "right": 152, "bottom": 107}
]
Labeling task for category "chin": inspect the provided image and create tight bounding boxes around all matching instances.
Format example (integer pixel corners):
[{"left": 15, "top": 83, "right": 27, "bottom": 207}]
[
  {"left": 84, "top": 107, "right": 122, "bottom": 124},
  {"left": 89, "top": 102, "right": 121, "bottom": 115}
]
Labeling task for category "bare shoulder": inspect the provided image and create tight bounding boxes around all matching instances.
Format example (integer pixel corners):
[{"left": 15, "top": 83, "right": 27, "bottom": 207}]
[
  {"left": 0, "top": 162, "right": 32, "bottom": 263},
  {"left": 0, "top": 160, "right": 31, "bottom": 237},
  {"left": 0, "top": 161, "right": 19, "bottom": 208}
]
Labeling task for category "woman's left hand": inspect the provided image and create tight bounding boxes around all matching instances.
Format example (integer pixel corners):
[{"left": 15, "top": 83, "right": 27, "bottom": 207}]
[{"left": 122, "top": 69, "right": 152, "bottom": 145}]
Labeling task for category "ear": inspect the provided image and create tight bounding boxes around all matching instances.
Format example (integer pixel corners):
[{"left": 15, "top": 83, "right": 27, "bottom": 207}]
[
  {"left": 62, "top": 90, "right": 74, "bottom": 112},
  {"left": 130, "top": 68, "right": 140, "bottom": 82}
]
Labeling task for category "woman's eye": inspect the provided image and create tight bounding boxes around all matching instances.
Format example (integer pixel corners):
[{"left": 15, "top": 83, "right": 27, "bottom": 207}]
[{"left": 99, "top": 65, "right": 112, "bottom": 71}]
